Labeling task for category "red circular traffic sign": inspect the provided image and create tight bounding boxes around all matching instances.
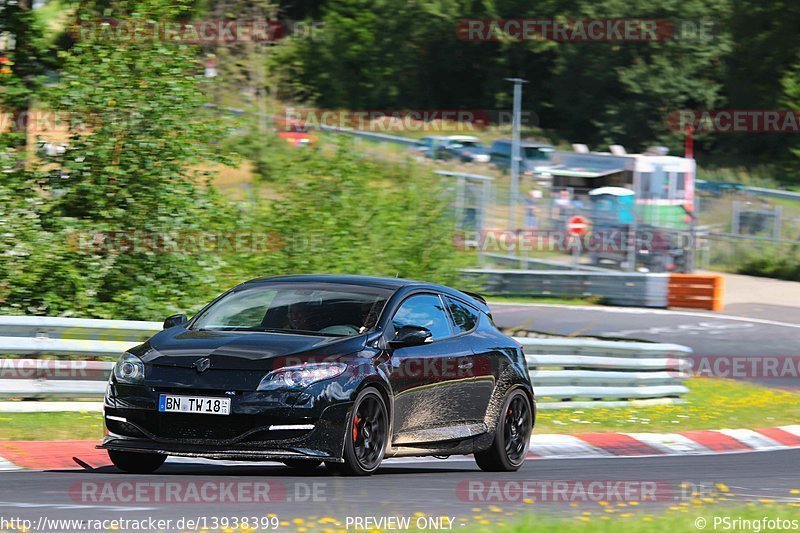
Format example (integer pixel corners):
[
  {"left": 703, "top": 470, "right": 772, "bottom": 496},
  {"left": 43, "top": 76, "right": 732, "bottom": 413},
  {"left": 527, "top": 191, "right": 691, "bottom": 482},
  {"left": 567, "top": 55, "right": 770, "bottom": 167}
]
[{"left": 566, "top": 215, "right": 590, "bottom": 236}]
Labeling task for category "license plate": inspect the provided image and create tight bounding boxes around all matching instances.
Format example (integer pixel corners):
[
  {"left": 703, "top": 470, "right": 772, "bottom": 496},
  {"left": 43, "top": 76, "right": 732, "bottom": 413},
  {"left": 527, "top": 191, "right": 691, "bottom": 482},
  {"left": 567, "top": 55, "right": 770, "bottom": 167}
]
[{"left": 158, "top": 394, "right": 231, "bottom": 415}]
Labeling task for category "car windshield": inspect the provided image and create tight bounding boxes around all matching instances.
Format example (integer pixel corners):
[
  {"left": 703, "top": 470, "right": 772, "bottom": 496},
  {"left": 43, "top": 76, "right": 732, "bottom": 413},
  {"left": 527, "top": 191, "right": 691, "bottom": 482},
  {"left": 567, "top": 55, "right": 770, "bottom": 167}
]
[
  {"left": 458, "top": 141, "right": 481, "bottom": 148},
  {"left": 191, "top": 283, "right": 391, "bottom": 337},
  {"left": 523, "top": 147, "right": 552, "bottom": 160}
]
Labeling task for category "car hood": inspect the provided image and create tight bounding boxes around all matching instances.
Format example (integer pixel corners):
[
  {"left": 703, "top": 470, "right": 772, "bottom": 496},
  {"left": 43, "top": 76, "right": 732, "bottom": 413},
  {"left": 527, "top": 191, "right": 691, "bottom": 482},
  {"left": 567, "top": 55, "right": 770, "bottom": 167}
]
[{"left": 134, "top": 327, "right": 368, "bottom": 371}]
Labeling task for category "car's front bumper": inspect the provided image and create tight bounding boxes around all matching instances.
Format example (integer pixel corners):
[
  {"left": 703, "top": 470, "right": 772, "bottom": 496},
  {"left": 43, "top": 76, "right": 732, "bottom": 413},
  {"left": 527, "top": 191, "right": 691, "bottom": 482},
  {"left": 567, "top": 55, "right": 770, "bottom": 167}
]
[
  {"left": 99, "top": 433, "right": 345, "bottom": 462},
  {"left": 100, "top": 382, "right": 352, "bottom": 461}
]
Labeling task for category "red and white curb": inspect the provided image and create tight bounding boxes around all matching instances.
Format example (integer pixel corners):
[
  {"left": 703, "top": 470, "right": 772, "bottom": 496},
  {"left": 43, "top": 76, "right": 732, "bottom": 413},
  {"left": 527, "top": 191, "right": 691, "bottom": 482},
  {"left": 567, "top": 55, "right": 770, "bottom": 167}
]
[
  {"left": 1, "top": 426, "right": 799, "bottom": 470},
  {"left": 528, "top": 425, "right": 800, "bottom": 459},
  {"left": 0, "top": 456, "right": 18, "bottom": 471}
]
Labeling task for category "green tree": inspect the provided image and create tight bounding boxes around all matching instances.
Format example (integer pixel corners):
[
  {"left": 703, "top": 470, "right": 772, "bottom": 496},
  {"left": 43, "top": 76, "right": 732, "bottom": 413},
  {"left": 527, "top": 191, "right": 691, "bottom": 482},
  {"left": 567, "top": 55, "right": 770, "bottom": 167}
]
[
  {"left": 0, "top": 0, "right": 49, "bottom": 150},
  {"left": 236, "top": 134, "right": 472, "bottom": 285},
  {"left": 546, "top": 0, "right": 732, "bottom": 152},
  {"left": 2, "top": 0, "right": 240, "bottom": 319},
  {"left": 272, "top": 0, "right": 735, "bottom": 153},
  {"left": 781, "top": 53, "right": 800, "bottom": 166},
  {"left": 725, "top": 0, "right": 800, "bottom": 161},
  {"left": 272, "top": 0, "right": 514, "bottom": 110}
]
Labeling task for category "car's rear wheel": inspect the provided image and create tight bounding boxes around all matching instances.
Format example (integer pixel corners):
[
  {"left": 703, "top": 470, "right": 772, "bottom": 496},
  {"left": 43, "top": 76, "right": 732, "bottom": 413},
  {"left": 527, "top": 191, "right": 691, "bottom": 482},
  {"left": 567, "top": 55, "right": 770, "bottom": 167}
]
[
  {"left": 108, "top": 450, "right": 167, "bottom": 474},
  {"left": 326, "top": 388, "right": 387, "bottom": 476},
  {"left": 282, "top": 460, "right": 323, "bottom": 472},
  {"left": 475, "top": 389, "right": 533, "bottom": 472}
]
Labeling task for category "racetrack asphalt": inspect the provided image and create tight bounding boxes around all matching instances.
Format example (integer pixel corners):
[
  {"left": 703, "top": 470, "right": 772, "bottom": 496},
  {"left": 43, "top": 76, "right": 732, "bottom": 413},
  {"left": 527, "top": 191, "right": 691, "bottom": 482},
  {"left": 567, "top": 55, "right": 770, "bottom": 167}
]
[
  {"left": 490, "top": 303, "right": 800, "bottom": 389},
  {"left": 0, "top": 450, "right": 798, "bottom": 530}
]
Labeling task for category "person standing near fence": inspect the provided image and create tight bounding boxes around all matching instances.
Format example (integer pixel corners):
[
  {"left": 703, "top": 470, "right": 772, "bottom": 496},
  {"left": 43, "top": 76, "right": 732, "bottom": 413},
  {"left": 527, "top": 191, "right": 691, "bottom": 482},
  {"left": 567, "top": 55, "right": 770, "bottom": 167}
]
[{"left": 525, "top": 189, "right": 541, "bottom": 228}]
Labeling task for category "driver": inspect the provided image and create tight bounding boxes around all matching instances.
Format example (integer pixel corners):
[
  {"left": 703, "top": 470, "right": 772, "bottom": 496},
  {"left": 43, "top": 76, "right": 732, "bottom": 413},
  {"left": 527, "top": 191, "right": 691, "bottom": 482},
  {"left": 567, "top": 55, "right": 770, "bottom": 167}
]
[{"left": 286, "top": 301, "right": 315, "bottom": 331}]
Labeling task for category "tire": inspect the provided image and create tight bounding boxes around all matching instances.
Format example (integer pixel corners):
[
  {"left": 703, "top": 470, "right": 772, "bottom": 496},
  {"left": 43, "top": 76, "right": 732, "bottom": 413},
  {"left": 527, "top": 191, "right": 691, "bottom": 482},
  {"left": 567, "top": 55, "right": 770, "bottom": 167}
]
[
  {"left": 475, "top": 389, "right": 533, "bottom": 472},
  {"left": 108, "top": 450, "right": 167, "bottom": 474},
  {"left": 282, "top": 460, "right": 323, "bottom": 472},
  {"left": 326, "top": 388, "right": 388, "bottom": 476}
]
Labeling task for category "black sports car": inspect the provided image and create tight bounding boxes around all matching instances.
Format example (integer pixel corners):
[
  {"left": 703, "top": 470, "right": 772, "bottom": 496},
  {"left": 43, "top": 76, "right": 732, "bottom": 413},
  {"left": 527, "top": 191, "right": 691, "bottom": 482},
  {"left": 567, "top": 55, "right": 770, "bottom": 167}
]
[{"left": 101, "top": 275, "right": 535, "bottom": 475}]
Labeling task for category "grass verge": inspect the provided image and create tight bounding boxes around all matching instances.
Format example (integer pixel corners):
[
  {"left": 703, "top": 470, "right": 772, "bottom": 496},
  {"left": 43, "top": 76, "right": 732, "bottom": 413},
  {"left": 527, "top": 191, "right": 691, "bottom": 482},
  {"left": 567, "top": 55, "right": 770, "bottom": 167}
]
[
  {"left": 480, "top": 502, "right": 800, "bottom": 532},
  {"left": 0, "top": 411, "right": 104, "bottom": 441},
  {"left": 536, "top": 377, "right": 800, "bottom": 433}
]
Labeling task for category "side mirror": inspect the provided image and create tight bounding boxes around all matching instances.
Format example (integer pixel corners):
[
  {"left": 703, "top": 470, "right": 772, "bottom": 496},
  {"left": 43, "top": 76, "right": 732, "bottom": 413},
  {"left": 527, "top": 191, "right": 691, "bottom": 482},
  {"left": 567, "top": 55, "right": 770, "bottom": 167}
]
[
  {"left": 390, "top": 325, "right": 433, "bottom": 347},
  {"left": 163, "top": 313, "right": 188, "bottom": 330}
]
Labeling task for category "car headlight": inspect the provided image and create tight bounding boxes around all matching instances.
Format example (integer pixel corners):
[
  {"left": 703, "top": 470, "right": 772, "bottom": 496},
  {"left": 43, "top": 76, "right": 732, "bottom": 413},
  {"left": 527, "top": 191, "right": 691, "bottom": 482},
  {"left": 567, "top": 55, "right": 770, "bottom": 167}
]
[
  {"left": 113, "top": 352, "right": 145, "bottom": 385},
  {"left": 257, "top": 362, "right": 346, "bottom": 391}
]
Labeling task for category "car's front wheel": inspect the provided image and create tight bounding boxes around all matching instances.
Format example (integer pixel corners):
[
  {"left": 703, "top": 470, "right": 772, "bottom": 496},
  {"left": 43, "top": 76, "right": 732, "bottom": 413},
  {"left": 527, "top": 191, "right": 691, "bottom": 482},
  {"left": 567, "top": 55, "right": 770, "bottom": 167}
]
[
  {"left": 326, "top": 388, "right": 388, "bottom": 476},
  {"left": 108, "top": 450, "right": 167, "bottom": 474},
  {"left": 475, "top": 389, "right": 533, "bottom": 472}
]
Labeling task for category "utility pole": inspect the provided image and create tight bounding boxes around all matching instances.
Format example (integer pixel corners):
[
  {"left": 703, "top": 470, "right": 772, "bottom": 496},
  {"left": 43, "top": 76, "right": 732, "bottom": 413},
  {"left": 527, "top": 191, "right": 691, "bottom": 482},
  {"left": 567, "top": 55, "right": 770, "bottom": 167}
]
[
  {"left": 505, "top": 78, "right": 527, "bottom": 230},
  {"left": 685, "top": 124, "right": 697, "bottom": 273}
]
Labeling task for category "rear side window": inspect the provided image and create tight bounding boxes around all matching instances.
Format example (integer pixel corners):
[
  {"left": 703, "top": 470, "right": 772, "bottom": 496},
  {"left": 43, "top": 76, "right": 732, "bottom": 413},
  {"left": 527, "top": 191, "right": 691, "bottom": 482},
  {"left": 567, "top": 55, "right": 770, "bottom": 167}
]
[
  {"left": 446, "top": 297, "right": 480, "bottom": 334},
  {"left": 392, "top": 294, "right": 452, "bottom": 341}
]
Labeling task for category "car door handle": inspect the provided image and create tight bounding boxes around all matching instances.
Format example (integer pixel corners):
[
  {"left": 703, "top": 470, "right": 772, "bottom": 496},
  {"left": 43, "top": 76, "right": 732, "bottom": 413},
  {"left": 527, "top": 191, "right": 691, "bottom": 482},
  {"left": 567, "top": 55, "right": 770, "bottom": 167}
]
[{"left": 458, "top": 361, "right": 473, "bottom": 370}]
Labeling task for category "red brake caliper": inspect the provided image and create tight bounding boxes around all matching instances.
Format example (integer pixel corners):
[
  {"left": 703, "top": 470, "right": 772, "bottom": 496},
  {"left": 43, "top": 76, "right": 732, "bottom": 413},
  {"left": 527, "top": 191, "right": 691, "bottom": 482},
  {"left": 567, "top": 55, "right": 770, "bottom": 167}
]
[{"left": 352, "top": 415, "right": 361, "bottom": 442}]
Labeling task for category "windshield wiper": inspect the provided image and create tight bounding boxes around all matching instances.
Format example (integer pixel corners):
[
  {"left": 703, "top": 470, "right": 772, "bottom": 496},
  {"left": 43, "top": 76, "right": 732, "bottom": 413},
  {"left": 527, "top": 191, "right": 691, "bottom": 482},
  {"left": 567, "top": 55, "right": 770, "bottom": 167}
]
[
  {"left": 196, "top": 326, "right": 344, "bottom": 337},
  {"left": 260, "top": 328, "right": 346, "bottom": 337}
]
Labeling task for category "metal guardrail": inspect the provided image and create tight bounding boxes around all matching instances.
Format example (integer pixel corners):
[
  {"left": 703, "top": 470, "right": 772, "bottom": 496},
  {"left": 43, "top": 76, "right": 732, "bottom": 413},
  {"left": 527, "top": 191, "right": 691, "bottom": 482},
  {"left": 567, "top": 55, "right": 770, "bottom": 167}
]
[
  {"left": 240, "top": 108, "right": 423, "bottom": 147},
  {"left": 462, "top": 268, "right": 669, "bottom": 307},
  {"left": 743, "top": 186, "right": 800, "bottom": 203},
  {"left": 705, "top": 231, "right": 800, "bottom": 246},
  {"left": 322, "top": 126, "right": 421, "bottom": 146},
  {"left": 696, "top": 179, "right": 800, "bottom": 203},
  {"left": 0, "top": 317, "right": 691, "bottom": 408},
  {"left": 481, "top": 252, "right": 610, "bottom": 272},
  {"left": 519, "top": 338, "right": 691, "bottom": 407},
  {"left": 0, "top": 316, "right": 160, "bottom": 341}
]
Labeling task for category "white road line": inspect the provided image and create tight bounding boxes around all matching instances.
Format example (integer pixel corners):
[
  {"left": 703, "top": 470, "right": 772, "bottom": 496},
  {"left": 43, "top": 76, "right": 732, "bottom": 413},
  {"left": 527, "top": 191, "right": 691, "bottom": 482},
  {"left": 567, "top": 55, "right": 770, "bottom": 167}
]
[
  {"left": 489, "top": 303, "right": 800, "bottom": 330},
  {"left": 719, "top": 429, "right": 784, "bottom": 450},
  {"left": 0, "top": 501, "right": 155, "bottom": 512}
]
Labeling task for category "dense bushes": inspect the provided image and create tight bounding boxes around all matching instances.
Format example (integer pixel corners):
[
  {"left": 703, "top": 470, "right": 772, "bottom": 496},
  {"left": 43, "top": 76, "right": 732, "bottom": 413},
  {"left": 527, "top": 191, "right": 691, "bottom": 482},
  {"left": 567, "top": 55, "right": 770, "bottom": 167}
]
[
  {"left": 737, "top": 249, "right": 800, "bottom": 282},
  {"left": 0, "top": 136, "right": 473, "bottom": 320},
  {"left": 243, "top": 135, "right": 472, "bottom": 286}
]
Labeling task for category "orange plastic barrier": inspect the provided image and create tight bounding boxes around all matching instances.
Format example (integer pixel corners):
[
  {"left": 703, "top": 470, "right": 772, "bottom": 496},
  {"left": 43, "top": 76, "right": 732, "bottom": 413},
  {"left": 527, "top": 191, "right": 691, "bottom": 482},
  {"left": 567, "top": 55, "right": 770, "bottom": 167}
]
[{"left": 668, "top": 274, "right": 725, "bottom": 311}]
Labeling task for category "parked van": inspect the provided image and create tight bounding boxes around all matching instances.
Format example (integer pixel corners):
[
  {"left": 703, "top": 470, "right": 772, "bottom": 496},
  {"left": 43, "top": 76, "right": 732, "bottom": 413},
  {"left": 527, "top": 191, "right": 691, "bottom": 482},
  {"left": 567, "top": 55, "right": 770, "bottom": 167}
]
[{"left": 489, "top": 140, "right": 554, "bottom": 174}]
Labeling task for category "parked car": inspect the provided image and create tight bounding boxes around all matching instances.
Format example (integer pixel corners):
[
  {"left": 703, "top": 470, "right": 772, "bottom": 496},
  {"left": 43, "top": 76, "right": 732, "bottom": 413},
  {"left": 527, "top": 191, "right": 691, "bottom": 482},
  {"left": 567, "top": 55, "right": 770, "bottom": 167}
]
[
  {"left": 587, "top": 224, "right": 687, "bottom": 273},
  {"left": 409, "top": 135, "right": 451, "bottom": 159},
  {"left": 438, "top": 136, "right": 491, "bottom": 163},
  {"left": 101, "top": 275, "right": 535, "bottom": 476},
  {"left": 587, "top": 187, "right": 688, "bottom": 273},
  {"left": 274, "top": 118, "right": 318, "bottom": 147},
  {"left": 490, "top": 140, "right": 554, "bottom": 174}
]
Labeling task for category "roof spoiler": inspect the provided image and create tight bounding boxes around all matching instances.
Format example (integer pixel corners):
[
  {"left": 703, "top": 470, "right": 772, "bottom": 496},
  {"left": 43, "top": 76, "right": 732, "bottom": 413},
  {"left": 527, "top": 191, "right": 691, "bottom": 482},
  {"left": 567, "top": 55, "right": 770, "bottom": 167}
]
[{"left": 461, "top": 290, "right": 487, "bottom": 306}]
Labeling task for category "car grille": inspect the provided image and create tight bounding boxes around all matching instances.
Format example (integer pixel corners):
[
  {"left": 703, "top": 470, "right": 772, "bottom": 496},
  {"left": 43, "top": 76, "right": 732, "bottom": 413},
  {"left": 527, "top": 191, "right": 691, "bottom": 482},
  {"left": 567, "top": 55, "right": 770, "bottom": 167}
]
[
  {"left": 152, "top": 413, "right": 257, "bottom": 441},
  {"left": 125, "top": 412, "right": 308, "bottom": 444},
  {"left": 124, "top": 411, "right": 261, "bottom": 442}
]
